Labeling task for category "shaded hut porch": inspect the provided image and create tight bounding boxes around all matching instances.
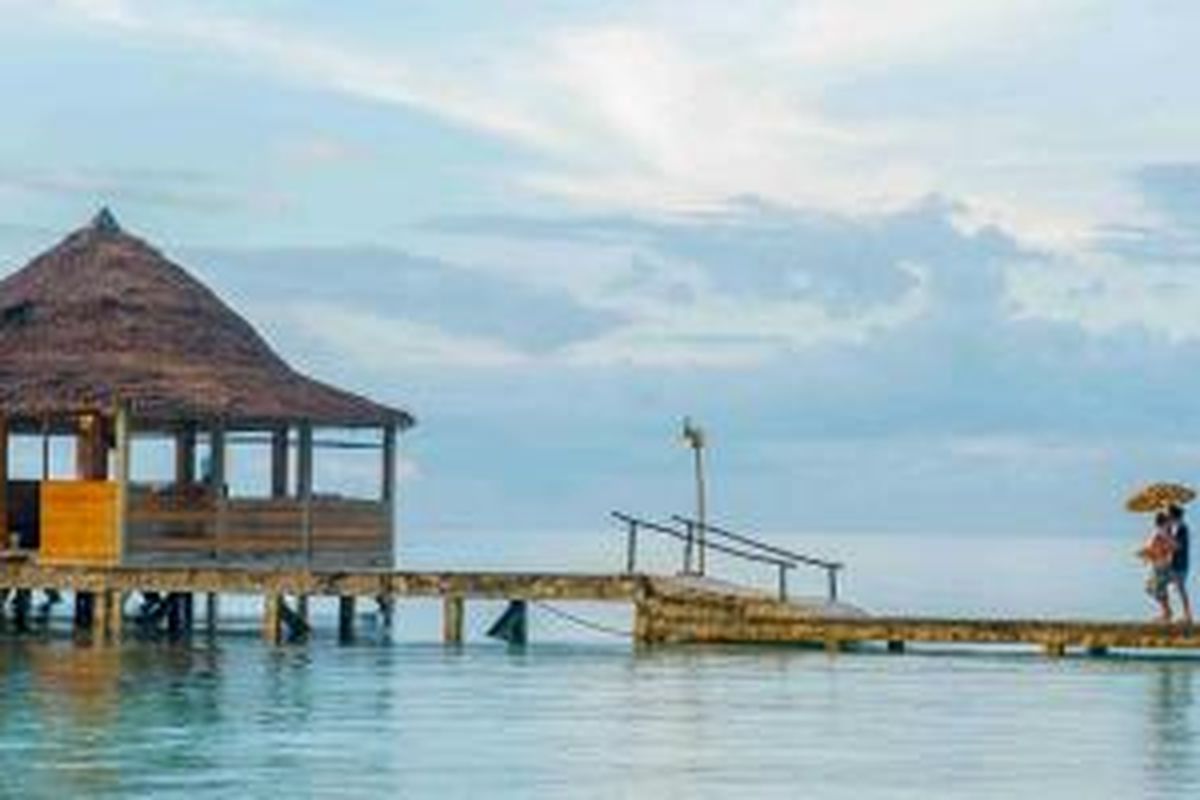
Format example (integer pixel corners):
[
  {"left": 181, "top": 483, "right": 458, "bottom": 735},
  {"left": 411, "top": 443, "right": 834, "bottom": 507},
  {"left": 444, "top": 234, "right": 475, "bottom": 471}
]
[{"left": 0, "top": 410, "right": 398, "bottom": 568}]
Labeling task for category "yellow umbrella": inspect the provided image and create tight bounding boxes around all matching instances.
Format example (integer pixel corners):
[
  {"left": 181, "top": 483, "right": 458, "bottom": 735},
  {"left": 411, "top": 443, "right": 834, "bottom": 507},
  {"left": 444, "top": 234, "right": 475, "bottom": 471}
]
[{"left": 1126, "top": 482, "right": 1196, "bottom": 513}]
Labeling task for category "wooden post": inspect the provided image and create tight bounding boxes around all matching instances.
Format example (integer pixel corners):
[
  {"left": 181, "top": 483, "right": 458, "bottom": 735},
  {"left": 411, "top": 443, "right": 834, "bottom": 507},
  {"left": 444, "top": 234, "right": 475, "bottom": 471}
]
[
  {"left": 204, "top": 593, "right": 219, "bottom": 633},
  {"left": 271, "top": 426, "right": 289, "bottom": 498},
  {"left": 298, "top": 423, "right": 313, "bottom": 564},
  {"left": 93, "top": 590, "right": 122, "bottom": 640},
  {"left": 114, "top": 406, "right": 131, "bottom": 561},
  {"left": 74, "top": 592, "right": 95, "bottom": 632},
  {"left": 382, "top": 424, "right": 397, "bottom": 566},
  {"left": 338, "top": 596, "right": 356, "bottom": 642},
  {"left": 75, "top": 412, "right": 108, "bottom": 480},
  {"left": 262, "top": 593, "right": 283, "bottom": 644},
  {"left": 12, "top": 589, "right": 31, "bottom": 632},
  {"left": 0, "top": 415, "right": 8, "bottom": 548},
  {"left": 175, "top": 424, "right": 196, "bottom": 486},
  {"left": 210, "top": 422, "right": 227, "bottom": 561},
  {"left": 166, "top": 593, "right": 187, "bottom": 638},
  {"left": 40, "top": 416, "right": 50, "bottom": 481},
  {"left": 377, "top": 595, "right": 395, "bottom": 635},
  {"left": 443, "top": 595, "right": 465, "bottom": 644},
  {"left": 108, "top": 591, "right": 124, "bottom": 640}
]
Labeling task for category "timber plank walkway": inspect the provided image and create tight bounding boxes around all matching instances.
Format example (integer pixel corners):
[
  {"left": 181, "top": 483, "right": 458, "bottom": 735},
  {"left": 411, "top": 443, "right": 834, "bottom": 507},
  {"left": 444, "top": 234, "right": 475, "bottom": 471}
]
[{"left": 3, "top": 560, "right": 1200, "bottom": 655}]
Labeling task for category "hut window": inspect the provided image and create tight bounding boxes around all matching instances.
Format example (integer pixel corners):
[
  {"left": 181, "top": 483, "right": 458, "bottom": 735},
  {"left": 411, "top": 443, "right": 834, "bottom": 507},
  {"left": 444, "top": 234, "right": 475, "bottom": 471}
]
[
  {"left": 0, "top": 301, "right": 34, "bottom": 329},
  {"left": 312, "top": 427, "right": 386, "bottom": 501}
]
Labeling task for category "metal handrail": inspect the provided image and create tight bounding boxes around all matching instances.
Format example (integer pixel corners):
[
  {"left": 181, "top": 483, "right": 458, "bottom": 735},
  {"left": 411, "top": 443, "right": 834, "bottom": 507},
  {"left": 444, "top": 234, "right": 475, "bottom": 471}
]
[
  {"left": 671, "top": 516, "right": 842, "bottom": 570},
  {"left": 612, "top": 511, "right": 796, "bottom": 601},
  {"left": 671, "top": 515, "right": 843, "bottom": 603}
]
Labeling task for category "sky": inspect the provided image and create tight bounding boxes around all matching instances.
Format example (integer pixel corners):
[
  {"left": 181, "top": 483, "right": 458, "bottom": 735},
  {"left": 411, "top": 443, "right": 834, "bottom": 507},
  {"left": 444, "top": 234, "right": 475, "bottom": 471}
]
[{"left": 2, "top": 1, "right": 1200, "bottom": 539}]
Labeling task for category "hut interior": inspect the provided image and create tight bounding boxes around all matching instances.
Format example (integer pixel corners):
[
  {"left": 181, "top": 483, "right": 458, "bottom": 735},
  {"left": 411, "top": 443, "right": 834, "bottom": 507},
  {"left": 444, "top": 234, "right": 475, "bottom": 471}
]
[{"left": 0, "top": 210, "right": 413, "bottom": 568}]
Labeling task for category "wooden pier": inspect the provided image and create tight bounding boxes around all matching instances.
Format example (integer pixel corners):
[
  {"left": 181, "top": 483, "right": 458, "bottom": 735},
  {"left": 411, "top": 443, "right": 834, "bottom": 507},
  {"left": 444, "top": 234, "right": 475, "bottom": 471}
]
[{"left": 3, "top": 560, "right": 1200, "bottom": 655}]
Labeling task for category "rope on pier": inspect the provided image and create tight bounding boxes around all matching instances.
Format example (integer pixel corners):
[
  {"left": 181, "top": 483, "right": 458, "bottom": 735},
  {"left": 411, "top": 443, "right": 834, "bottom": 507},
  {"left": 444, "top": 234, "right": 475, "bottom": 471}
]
[{"left": 532, "top": 600, "right": 632, "bottom": 639}]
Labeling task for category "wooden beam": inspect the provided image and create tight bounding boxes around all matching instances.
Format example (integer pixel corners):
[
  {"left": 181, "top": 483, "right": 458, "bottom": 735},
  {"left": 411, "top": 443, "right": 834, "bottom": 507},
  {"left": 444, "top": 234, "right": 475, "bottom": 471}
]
[
  {"left": 210, "top": 421, "right": 227, "bottom": 559},
  {"left": 75, "top": 413, "right": 108, "bottom": 480},
  {"left": 338, "top": 595, "right": 356, "bottom": 642},
  {"left": 270, "top": 426, "right": 289, "bottom": 498},
  {"left": 262, "top": 593, "right": 283, "bottom": 644},
  {"left": 443, "top": 595, "right": 464, "bottom": 644},
  {"left": 113, "top": 406, "right": 131, "bottom": 561},
  {"left": 204, "top": 592, "right": 219, "bottom": 633},
  {"left": 175, "top": 424, "right": 197, "bottom": 486},
  {"left": 297, "top": 423, "right": 313, "bottom": 563},
  {"left": 381, "top": 424, "right": 397, "bottom": 566}
]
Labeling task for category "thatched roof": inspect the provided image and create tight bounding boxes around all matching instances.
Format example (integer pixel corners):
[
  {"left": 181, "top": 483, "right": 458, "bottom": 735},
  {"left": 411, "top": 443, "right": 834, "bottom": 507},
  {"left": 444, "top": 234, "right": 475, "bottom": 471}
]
[{"left": 0, "top": 210, "right": 414, "bottom": 430}]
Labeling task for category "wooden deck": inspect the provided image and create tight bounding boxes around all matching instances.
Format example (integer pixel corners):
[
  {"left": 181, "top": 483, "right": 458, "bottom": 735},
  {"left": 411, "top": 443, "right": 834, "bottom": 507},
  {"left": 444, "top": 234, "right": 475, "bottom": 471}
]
[{"left": 2, "top": 560, "right": 1199, "bottom": 654}]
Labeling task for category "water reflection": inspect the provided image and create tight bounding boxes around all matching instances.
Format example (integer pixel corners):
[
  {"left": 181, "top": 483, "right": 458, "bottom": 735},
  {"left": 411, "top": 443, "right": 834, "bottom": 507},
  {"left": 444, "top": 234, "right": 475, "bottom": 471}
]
[
  {"left": 6, "top": 637, "right": 1200, "bottom": 798},
  {"left": 1146, "top": 661, "right": 1198, "bottom": 794}
]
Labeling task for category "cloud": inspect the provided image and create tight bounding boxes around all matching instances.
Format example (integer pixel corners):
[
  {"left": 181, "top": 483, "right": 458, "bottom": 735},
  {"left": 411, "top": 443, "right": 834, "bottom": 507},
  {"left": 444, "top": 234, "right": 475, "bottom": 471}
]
[
  {"left": 40, "top": 0, "right": 561, "bottom": 150},
  {"left": 181, "top": 244, "right": 625, "bottom": 369},
  {"left": 0, "top": 166, "right": 262, "bottom": 213},
  {"left": 22, "top": 0, "right": 1108, "bottom": 237},
  {"left": 271, "top": 302, "right": 529, "bottom": 370},
  {"left": 422, "top": 196, "right": 1025, "bottom": 365},
  {"left": 278, "top": 137, "right": 372, "bottom": 169}
]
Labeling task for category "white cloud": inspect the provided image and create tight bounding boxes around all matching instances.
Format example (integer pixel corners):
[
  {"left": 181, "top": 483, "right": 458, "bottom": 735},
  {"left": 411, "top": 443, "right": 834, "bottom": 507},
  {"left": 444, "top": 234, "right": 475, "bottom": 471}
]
[
  {"left": 268, "top": 302, "right": 531, "bottom": 370},
  {"left": 29, "top": 0, "right": 1100, "bottom": 231},
  {"left": 41, "top": 0, "right": 561, "bottom": 149},
  {"left": 777, "top": 0, "right": 1065, "bottom": 70},
  {"left": 945, "top": 435, "right": 1110, "bottom": 465},
  {"left": 278, "top": 137, "right": 371, "bottom": 168}
]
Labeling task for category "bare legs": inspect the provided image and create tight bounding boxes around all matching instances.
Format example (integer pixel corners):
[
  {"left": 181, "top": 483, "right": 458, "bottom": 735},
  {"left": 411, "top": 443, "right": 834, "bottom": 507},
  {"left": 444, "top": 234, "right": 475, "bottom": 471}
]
[{"left": 1174, "top": 578, "right": 1193, "bottom": 625}]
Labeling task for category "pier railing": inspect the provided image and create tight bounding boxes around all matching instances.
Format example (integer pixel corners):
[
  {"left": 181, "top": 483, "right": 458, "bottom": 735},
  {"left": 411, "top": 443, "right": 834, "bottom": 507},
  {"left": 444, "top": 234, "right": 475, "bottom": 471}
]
[
  {"left": 612, "top": 511, "right": 842, "bottom": 603},
  {"left": 671, "top": 516, "right": 843, "bottom": 604}
]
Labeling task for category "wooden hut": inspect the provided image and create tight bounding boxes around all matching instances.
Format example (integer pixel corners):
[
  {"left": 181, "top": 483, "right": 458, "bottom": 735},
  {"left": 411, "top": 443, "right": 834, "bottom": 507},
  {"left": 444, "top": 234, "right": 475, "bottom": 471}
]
[{"left": 0, "top": 210, "right": 413, "bottom": 568}]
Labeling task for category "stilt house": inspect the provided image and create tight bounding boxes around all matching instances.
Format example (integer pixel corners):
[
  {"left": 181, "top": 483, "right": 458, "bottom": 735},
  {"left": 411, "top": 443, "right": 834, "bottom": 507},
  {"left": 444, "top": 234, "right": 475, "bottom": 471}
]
[{"left": 0, "top": 210, "right": 414, "bottom": 568}]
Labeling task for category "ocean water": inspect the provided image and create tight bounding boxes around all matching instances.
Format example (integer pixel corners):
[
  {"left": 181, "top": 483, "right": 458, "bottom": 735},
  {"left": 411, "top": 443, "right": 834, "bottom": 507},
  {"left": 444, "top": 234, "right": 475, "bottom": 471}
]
[{"left": 2, "top": 530, "right": 1198, "bottom": 799}]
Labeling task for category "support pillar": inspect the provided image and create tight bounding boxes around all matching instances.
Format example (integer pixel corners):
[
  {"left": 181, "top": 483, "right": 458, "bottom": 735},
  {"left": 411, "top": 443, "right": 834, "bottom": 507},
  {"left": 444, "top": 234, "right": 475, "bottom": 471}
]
[
  {"left": 376, "top": 595, "right": 395, "bottom": 636},
  {"left": 443, "top": 595, "right": 465, "bottom": 644},
  {"left": 270, "top": 426, "right": 289, "bottom": 499},
  {"left": 175, "top": 424, "right": 197, "bottom": 486},
  {"left": 279, "top": 596, "right": 310, "bottom": 642},
  {"left": 13, "top": 589, "right": 31, "bottom": 632},
  {"left": 204, "top": 593, "right": 219, "bottom": 633},
  {"left": 75, "top": 412, "right": 109, "bottom": 481},
  {"left": 92, "top": 590, "right": 122, "bottom": 640},
  {"left": 486, "top": 600, "right": 528, "bottom": 646},
  {"left": 381, "top": 424, "right": 397, "bottom": 565},
  {"left": 166, "top": 593, "right": 189, "bottom": 638},
  {"left": 887, "top": 640, "right": 905, "bottom": 654},
  {"left": 298, "top": 424, "right": 313, "bottom": 563},
  {"left": 74, "top": 591, "right": 96, "bottom": 632},
  {"left": 338, "top": 596, "right": 356, "bottom": 642},
  {"left": 262, "top": 593, "right": 283, "bottom": 645}
]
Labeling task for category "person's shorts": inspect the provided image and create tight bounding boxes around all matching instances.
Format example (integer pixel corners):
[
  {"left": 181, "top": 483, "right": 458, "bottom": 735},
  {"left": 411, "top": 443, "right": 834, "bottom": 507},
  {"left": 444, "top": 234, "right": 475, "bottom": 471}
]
[
  {"left": 1147, "top": 568, "right": 1172, "bottom": 601},
  {"left": 1171, "top": 565, "right": 1189, "bottom": 585}
]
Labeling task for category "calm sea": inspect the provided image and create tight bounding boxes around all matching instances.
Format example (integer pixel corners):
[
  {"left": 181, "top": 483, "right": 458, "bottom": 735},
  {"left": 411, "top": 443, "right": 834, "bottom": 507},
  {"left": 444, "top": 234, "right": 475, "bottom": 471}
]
[{"left": 2, "top": 530, "right": 1198, "bottom": 799}]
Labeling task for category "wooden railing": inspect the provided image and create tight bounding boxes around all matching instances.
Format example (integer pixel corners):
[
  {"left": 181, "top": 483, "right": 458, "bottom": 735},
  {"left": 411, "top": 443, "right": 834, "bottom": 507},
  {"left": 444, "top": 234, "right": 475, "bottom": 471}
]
[{"left": 126, "top": 487, "right": 391, "bottom": 565}]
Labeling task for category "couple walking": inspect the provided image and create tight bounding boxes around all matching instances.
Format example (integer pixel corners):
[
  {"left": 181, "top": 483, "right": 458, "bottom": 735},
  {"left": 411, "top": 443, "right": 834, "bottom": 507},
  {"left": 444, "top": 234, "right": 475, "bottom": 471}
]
[{"left": 1139, "top": 504, "right": 1192, "bottom": 624}]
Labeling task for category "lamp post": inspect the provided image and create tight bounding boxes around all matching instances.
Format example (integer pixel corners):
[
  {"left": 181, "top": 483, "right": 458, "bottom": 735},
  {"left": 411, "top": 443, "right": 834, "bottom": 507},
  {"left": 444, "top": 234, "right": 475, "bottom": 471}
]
[{"left": 681, "top": 417, "right": 707, "bottom": 576}]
